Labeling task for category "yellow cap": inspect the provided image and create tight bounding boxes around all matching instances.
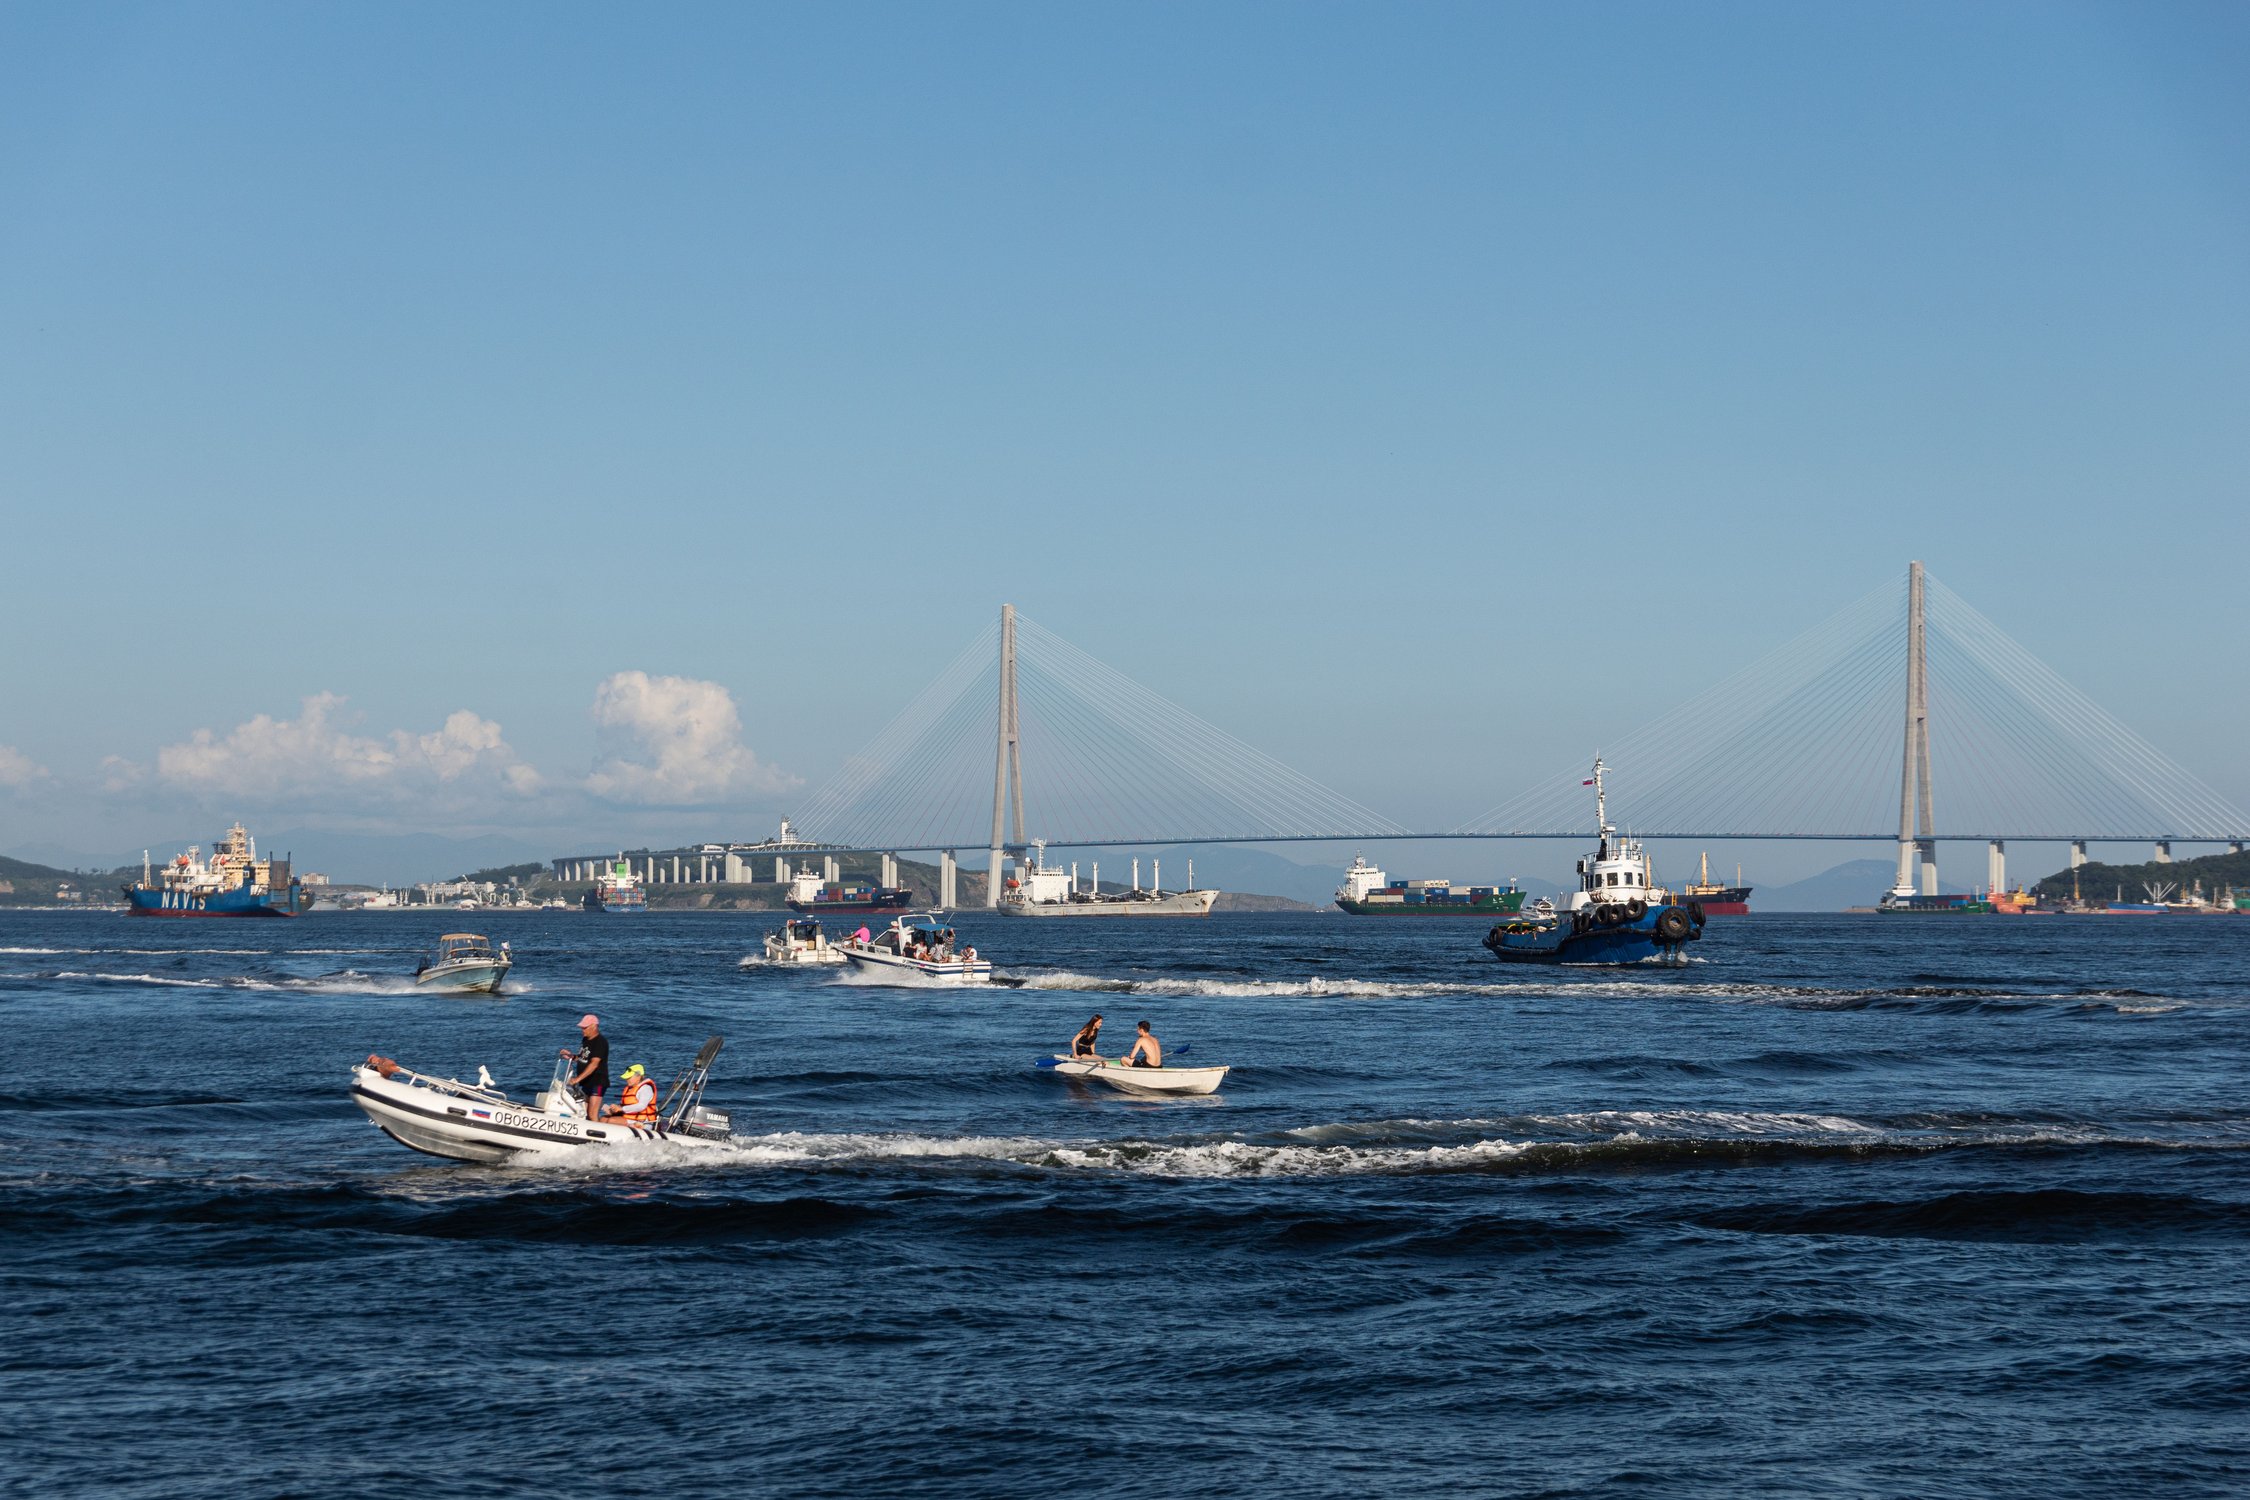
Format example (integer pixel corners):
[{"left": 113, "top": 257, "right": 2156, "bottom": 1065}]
[{"left": 623, "top": 1064, "right": 645, "bottom": 1078}]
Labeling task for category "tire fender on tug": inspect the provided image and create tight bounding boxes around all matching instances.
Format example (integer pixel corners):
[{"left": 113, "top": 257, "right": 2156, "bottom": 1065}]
[
  {"left": 1624, "top": 898, "right": 1648, "bottom": 921},
  {"left": 1655, "top": 906, "right": 1695, "bottom": 944}
]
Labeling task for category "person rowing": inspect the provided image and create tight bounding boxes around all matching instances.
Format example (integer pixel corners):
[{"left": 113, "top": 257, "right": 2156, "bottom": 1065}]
[
  {"left": 1125, "top": 1020, "right": 1162, "bottom": 1069},
  {"left": 1070, "top": 1013, "right": 1104, "bottom": 1058}
]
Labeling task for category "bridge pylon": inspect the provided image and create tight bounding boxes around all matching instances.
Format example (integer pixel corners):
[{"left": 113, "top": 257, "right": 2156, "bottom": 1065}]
[
  {"left": 1891, "top": 560, "right": 1940, "bottom": 899},
  {"left": 987, "top": 603, "right": 1025, "bottom": 907}
]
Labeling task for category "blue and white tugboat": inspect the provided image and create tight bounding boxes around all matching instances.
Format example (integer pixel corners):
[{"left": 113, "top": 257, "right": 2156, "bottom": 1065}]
[{"left": 1481, "top": 759, "right": 1703, "bottom": 966}]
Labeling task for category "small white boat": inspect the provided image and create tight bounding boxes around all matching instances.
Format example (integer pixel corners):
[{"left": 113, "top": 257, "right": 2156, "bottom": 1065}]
[
  {"left": 413, "top": 932, "right": 512, "bottom": 994},
  {"left": 838, "top": 914, "right": 993, "bottom": 985},
  {"left": 351, "top": 1037, "right": 733, "bottom": 1164},
  {"left": 761, "top": 916, "right": 846, "bottom": 966},
  {"left": 1048, "top": 1055, "right": 1230, "bottom": 1096}
]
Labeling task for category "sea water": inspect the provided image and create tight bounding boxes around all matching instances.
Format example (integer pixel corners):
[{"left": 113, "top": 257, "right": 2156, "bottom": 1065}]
[{"left": 2, "top": 909, "right": 2245, "bottom": 1497}]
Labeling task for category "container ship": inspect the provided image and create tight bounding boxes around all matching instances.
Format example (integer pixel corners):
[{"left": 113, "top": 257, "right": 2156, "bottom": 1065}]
[
  {"left": 1678, "top": 853, "right": 1752, "bottom": 915},
  {"left": 785, "top": 866, "right": 911, "bottom": 916},
  {"left": 1334, "top": 856, "right": 1525, "bottom": 915},
  {"left": 582, "top": 860, "right": 648, "bottom": 913},
  {"left": 122, "top": 823, "right": 311, "bottom": 917},
  {"left": 997, "top": 844, "right": 1218, "bottom": 917}
]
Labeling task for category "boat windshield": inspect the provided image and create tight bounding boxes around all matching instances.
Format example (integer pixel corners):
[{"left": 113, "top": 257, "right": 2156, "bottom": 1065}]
[{"left": 437, "top": 934, "right": 494, "bottom": 959}]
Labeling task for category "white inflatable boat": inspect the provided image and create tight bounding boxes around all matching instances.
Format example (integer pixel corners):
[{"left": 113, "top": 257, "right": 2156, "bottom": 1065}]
[
  {"left": 350, "top": 1037, "right": 733, "bottom": 1164},
  {"left": 1047, "top": 1055, "right": 1231, "bottom": 1096}
]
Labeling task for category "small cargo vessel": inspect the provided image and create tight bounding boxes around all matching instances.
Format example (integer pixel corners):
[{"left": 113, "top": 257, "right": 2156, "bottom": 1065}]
[
  {"left": 785, "top": 865, "right": 912, "bottom": 916},
  {"left": 582, "top": 860, "right": 648, "bottom": 913},
  {"left": 121, "top": 823, "right": 311, "bottom": 917},
  {"left": 1877, "top": 891, "right": 1994, "bottom": 914},
  {"left": 413, "top": 933, "right": 512, "bottom": 993},
  {"left": 351, "top": 1037, "right": 733, "bottom": 1164},
  {"left": 998, "top": 843, "right": 1218, "bottom": 917},
  {"left": 1482, "top": 759, "right": 1703, "bottom": 965},
  {"left": 838, "top": 915, "right": 992, "bottom": 985},
  {"left": 1335, "top": 856, "right": 1524, "bottom": 915},
  {"left": 1678, "top": 852, "right": 1752, "bottom": 914}
]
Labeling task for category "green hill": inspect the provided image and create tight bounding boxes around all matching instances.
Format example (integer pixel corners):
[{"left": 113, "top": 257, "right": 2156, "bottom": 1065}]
[
  {"left": 0, "top": 854, "right": 124, "bottom": 905},
  {"left": 2032, "top": 848, "right": 2250, "bottom": 903}
]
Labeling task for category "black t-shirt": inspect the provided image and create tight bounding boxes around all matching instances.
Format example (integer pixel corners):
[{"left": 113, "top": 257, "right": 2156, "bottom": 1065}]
[{"left": 579, "top": 1032, "right": 610, "bottom": 1094}]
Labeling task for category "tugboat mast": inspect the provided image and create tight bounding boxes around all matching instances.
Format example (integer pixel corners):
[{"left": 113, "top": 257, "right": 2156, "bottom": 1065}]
[{"left": 1591, "top": 756, "right": 1612, "bottom": 856}]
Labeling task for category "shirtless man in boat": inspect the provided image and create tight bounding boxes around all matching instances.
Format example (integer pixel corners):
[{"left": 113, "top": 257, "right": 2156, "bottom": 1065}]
[
  {"left": 1070, "top": 1013, "right": 1104, "bottom": 1058},
  {"left": 1125, "top": 1020, "right": 1162, "bottom": 1068}
]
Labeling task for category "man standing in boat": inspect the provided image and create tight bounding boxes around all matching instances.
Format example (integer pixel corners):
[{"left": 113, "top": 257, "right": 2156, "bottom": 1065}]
[{"left": 561, "top": 1013, "right": 609, "bottom": 1118}]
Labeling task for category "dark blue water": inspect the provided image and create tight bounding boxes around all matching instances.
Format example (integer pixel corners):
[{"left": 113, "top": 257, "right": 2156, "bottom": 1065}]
[{"left": 4, "top": 909, "right": 2247, "bottom": 1497}]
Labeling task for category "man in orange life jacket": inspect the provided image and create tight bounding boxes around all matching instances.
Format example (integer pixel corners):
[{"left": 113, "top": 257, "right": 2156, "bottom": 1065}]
[{"left": 601, "top": 1063, "right": 659, "bottom": 1124}]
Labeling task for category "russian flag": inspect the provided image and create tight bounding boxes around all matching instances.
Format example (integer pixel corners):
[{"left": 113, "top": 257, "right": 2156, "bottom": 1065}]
[
  {"left": 471, "top": 1108, "right": 491, "bottom": 1119},
  {"left": 1582, "top": 779, "right": 1595, "bottom": 786}
]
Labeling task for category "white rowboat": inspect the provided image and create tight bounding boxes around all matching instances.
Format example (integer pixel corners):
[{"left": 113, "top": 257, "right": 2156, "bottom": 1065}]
[{"left": 1048, "top": 1055, "right": 1230, "bottom": 1096}]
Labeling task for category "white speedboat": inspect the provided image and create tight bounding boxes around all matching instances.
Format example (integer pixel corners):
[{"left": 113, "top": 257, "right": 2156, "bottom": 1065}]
[
  {"left": 1047, "top": 1055, "right": 1230, "bottom": 1096},
  {"left": 761, "top": 916, "right": 846, "bottom": 966},
  {"left": 350, "top": 1038, "right": 733, "bottom": 1164},
  {"left": 413, "top": 933, "right": 512, "bottom": 993},
  {"left": 837, "top": 915, "right": 993, "bottom": 985}
]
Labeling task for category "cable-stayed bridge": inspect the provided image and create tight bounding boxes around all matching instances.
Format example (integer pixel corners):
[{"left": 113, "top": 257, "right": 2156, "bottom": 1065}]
[
  {"left": 554, "top": 564, "right": 2247, "bottom": 903},
  {"left": 766, "top": 565, "right": 2249, "bottom": 905}
]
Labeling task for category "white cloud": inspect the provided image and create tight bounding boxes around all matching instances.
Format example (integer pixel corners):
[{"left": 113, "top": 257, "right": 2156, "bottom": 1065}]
[
  {"left": 155, "top": 693, "right": 540, "bottom": 804},
  {"left": 0, "top": 745, "right": 50, "bottom": 789},
  {"left": 586, "top": 671, "right": 796, "bottom": 805}
]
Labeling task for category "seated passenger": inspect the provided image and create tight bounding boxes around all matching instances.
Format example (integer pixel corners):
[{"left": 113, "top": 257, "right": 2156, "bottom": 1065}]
[
  {"left": 1125, "top": 1021, "right": 1163, "bottom": 1069},
  {"left": 1071, "top": 1014, "right": 1105, "bottom": 1058},
  {"left": 601, "top": 1063, "right": 659, "bottom": 1123}
]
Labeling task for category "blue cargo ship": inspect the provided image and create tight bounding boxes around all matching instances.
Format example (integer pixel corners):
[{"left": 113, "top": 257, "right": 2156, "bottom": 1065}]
[
  {"left": 1481, "top": 759, "right": 1703, "bottom": 966},
  {"left": 122, "top": 823, "right": 312, "bottom": 917}
]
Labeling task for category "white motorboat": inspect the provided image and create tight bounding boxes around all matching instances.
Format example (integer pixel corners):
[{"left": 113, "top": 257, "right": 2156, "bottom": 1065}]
[
  {"left": 1047, "top": 1055, "right": 1231, "bottom": 1096},
  {"left": 350, "top": 1037, "right": 733, "bottom": 1164},
  {"left": 837, "top": 914, "right": 993, "bottom": 985},
  {"left": 413, "top": 932, "right": 512, "bottom": 994},
  {"left": 761, "top": 916, "right": 846, "bottom": 966}
]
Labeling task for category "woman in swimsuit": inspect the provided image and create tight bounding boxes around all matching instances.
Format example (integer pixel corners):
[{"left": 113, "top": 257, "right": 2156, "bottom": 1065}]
[{"left": 1070, "top": 1014, "right": 1104, "bottom": 1058}]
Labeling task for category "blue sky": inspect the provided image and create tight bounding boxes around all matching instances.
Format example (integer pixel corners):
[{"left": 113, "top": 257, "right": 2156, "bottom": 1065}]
[{"left": 2, "top": 2, "right": 2245, "bottom": 883}]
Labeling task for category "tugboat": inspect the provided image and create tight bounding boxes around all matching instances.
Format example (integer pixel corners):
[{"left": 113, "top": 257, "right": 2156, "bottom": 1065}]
[
  {"left": 1481, "top": 759, "right": 1703, "bottom": 965},
  {"left": 121, "top": 823, "right": 312, "bottom": 917}
]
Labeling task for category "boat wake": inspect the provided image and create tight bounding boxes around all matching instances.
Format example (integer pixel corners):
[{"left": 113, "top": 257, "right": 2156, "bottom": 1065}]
[
  {"left": 451, "top": 1105, "right": 2250, "bottom": 1182},
  {"left": 1001, "top": 968, "right": 2212, "bottom": 1013}
]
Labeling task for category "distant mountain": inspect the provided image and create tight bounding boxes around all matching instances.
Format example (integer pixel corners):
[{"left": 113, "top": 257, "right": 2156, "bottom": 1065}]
[{"left": 1756, "top": 858, "right": 1897, "bottom": 911}]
